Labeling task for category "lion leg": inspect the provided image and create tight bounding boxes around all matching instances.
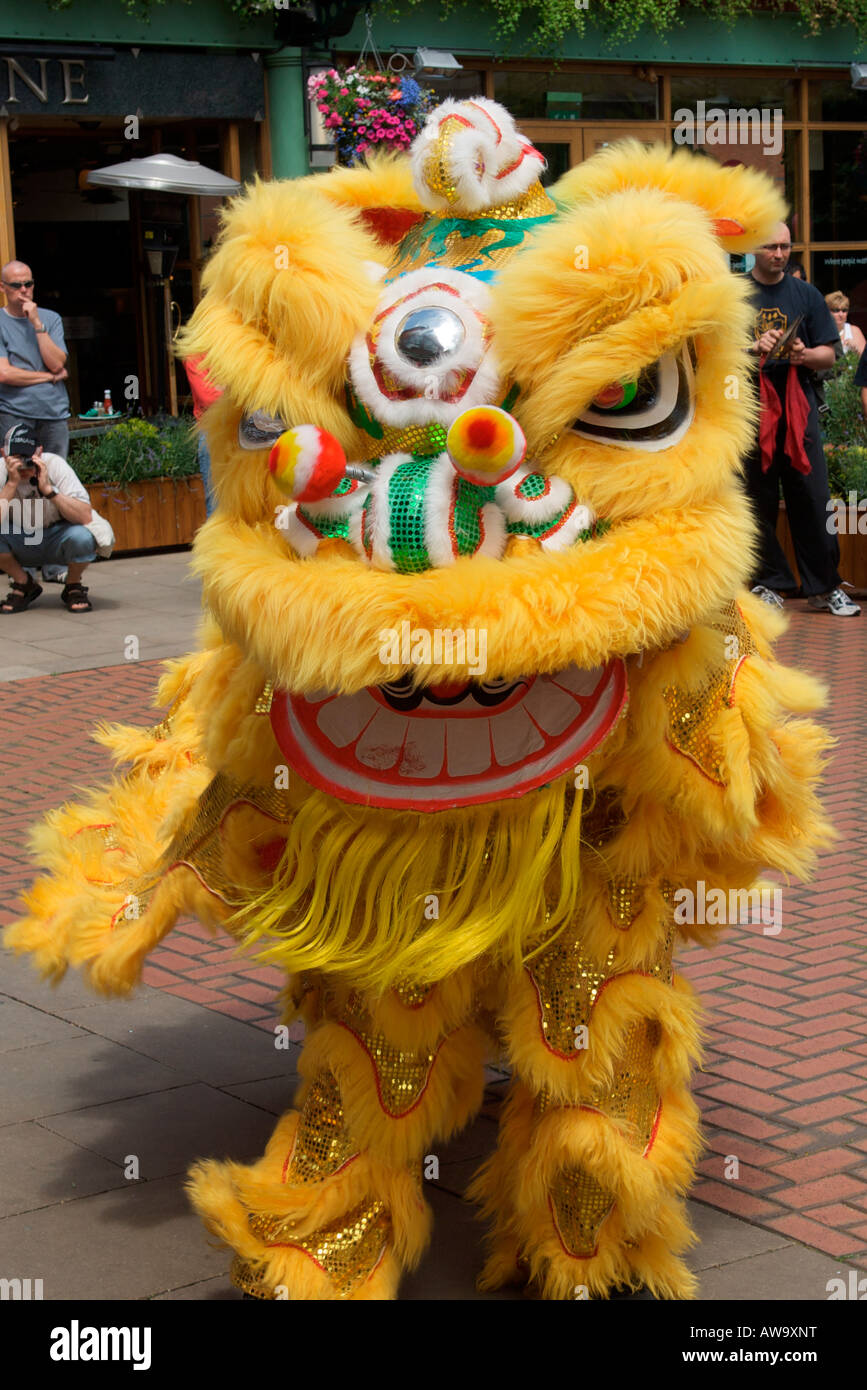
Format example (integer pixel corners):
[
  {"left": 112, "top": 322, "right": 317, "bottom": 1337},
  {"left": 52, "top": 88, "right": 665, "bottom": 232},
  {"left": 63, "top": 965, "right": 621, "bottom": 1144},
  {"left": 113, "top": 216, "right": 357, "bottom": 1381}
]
[{"left": 187, "top": 969, "right": 486, "bottom": 1299}]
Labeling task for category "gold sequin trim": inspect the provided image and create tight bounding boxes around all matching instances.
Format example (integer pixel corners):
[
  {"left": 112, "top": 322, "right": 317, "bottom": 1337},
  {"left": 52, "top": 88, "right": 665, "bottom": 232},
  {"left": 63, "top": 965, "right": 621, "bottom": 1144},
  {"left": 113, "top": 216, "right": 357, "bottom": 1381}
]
[
  {"left": 546, "top": 1020, "right": 663, "bottom": 1257},
  {"left": 607, "top": 876, "right": 644, "bottom": 930},
  {"left": 392, "top": 980, "right": 436, "bottom": 1010},
  {"left": 342, "top": 1022, "right": 439, "bottom": 1117},
  {"left": 549, "top": 1167, "right": 614, "bottom": 1259},
  {"left": 527, "top": 936, "right": 617, "bottom": 1057},
  {"left": 586, "top": 1019, "right": 662, "bottom": 1143},
  {"left": 285, "top": 1071, "right": 357, "bottom": 1185},
  {"left": 254, "top": 680, "right": 275, "bottom": 715},
  {"left": 250, "top": 1199, "right": 390, "bottom": 1299},
  {"left": 662, "top": 601, "right": 757, "bottom": 784},
  {"left": 157, "top": 772, "right": 296, "bottom": 906},
  {"left": 230, "top": 1255, "right": 275, "bottom": 1299}
]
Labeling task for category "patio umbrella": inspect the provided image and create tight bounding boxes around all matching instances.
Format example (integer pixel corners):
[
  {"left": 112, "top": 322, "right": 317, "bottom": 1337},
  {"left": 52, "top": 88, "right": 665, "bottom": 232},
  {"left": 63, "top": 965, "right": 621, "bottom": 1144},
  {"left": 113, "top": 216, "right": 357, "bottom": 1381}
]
[
  {"left": 86, "top": 153, "right": 241, "bottom": 196},
  {"left": 87, "top": 156, "right": 241, "bottom": 413}
]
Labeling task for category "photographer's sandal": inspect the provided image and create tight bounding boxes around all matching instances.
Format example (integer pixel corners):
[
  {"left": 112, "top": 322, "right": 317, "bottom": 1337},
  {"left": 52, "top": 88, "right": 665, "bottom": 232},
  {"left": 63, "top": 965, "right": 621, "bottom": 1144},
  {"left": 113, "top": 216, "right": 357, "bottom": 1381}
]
[
  {"left": 61, "top": 582, "right": 92, "bottom": 613},
  {"left": 0, "top": 575, "right": 42, "bottom": 614}
]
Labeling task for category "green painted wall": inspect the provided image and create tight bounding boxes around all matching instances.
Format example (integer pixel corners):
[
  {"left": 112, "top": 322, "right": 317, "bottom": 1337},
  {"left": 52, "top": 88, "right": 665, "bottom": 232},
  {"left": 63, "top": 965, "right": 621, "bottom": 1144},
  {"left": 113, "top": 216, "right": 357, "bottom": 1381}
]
[
  {"left": 0, "top": 0, "right": 274, "bottom": 49},
  {"left": 4, "top": 2, "right": 866, "bottom": 180},
  {"left": 267, "top": 47, "right": 309, "bottom": 179},
  {"left": 338, "top": 7, "right": 867, "bottom": 67}
]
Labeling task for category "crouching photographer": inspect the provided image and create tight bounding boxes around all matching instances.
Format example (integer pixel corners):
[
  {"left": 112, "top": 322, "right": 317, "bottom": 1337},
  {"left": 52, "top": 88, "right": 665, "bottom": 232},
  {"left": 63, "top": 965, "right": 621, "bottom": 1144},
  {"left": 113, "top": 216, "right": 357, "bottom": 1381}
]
[{"left": 0, "top": 420, "right": 97, "bottom": 613}]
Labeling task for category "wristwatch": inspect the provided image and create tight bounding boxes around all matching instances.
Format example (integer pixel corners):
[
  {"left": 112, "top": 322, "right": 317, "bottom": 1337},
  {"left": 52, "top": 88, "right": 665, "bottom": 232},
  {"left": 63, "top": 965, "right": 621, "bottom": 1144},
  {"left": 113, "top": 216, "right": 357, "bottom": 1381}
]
[
  {"left": 34, "top": 323, "right": 47, "bottom": 333},
  {"left": 44, "top": 489, "right": 58, "bottom": 499}
]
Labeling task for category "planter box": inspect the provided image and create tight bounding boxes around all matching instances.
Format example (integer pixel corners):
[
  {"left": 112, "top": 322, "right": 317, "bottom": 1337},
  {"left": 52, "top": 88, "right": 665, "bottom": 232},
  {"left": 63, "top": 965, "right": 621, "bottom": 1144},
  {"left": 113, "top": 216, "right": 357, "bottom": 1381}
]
[
  {"left": 777, "top": 499, "right": 867, "bottom": 595},
  {"left": 87, "top": 476, "right": 206, "bottom": 553}
]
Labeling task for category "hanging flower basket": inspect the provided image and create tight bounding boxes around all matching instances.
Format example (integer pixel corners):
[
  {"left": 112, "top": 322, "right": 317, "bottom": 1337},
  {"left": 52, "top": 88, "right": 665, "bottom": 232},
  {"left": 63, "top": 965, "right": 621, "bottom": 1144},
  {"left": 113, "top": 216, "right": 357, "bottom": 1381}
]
[{"left": 307, "top": 67, "right": 437, "bottom": 166}]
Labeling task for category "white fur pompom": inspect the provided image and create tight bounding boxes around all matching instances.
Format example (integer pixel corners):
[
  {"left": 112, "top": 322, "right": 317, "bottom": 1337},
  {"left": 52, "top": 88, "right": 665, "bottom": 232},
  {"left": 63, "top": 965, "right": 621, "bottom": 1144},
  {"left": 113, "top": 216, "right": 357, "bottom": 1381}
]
[{"left": 411, "top": 98, "right": 545, "bottom": 215}]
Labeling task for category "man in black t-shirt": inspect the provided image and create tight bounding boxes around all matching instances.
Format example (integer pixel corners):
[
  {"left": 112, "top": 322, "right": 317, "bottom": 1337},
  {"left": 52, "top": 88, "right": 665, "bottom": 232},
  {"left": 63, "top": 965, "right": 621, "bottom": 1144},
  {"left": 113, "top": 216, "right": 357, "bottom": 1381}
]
[
  {"left": 743, "top": 224, "right": 860, "bottom": 616},
  {"left": 856, "top": 346, "right": 867, "bottom": 421}
]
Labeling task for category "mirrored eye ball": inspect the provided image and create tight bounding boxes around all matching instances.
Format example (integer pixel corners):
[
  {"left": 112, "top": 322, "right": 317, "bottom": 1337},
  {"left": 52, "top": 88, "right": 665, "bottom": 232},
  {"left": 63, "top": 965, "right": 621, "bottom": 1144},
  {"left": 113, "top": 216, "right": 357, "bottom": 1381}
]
[
  {"left": 446, "top": 405, "right": 526, "bottom": 487},
  {"left": 268, "top": 426, "right": 347, "bottom": 502}
]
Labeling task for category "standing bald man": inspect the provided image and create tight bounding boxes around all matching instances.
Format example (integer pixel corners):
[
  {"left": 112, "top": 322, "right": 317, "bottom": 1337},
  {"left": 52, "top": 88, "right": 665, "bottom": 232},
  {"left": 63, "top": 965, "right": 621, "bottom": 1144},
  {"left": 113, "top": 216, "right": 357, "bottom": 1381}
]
[
  {"left": 742, "top": 223, "right": 859, "bottom": 617},
  {"left": 0, "top": 259, "right": 70, "bottom": 459}
]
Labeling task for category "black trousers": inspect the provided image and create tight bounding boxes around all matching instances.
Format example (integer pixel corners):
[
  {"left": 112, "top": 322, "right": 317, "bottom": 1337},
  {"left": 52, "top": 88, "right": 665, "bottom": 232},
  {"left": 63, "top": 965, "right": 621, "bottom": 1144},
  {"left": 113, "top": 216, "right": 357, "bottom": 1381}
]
[{"left": 741, "top": 402, "right": 840, "bottom": 597}]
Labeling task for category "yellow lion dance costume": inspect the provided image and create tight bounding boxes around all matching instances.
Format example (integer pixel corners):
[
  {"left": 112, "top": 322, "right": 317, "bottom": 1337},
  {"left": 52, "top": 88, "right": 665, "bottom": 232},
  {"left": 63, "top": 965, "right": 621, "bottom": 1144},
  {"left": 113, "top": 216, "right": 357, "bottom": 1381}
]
[{"left": 6, "top": 100, "right": 831, "bottom": 1300}]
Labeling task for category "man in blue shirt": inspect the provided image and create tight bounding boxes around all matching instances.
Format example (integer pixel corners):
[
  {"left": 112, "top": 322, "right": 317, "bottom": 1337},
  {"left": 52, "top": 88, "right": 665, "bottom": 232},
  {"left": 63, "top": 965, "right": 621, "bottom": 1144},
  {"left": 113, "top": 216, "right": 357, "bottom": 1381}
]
[{"left": 0, "top": 260, "right": 70, "bottom": 459}]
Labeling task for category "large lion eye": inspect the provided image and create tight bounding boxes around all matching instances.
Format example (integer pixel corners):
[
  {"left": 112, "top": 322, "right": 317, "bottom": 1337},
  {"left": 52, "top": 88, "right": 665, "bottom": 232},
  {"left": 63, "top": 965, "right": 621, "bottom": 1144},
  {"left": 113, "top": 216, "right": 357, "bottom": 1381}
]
[
  {"left": 570, "top": 342, "right": 697, "bottom": 452},
  {"left": 238, "top": 410, "right": 286, "bottom": 451}
]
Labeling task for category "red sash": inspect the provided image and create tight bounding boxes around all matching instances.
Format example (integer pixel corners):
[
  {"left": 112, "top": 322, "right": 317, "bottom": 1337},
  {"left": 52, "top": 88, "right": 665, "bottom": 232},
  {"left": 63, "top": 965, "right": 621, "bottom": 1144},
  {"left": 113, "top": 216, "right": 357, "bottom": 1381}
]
[{"left": 758, "top": 361, "right": 812, "bottom": 475}]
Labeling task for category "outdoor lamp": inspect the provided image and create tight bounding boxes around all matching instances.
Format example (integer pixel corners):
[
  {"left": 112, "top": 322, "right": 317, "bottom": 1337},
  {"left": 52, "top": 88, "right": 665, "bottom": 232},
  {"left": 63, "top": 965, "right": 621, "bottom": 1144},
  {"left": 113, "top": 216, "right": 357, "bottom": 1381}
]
[{"left": 414, "top": 49, "right": 463, "bottom": 76}]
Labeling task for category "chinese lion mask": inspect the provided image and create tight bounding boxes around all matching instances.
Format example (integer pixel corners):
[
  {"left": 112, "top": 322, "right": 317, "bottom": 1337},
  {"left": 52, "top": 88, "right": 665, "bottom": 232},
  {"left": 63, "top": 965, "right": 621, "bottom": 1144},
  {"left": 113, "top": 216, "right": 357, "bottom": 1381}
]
[{"left": 7, "top": 101, "right": 831, "bottom": 1301}]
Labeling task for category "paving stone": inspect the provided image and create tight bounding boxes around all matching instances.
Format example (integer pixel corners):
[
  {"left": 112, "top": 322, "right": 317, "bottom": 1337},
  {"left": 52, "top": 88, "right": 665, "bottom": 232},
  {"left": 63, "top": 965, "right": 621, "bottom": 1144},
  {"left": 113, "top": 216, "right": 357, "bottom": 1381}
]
[
  {"left": 696, "top": 1244, "right": 859, "bottom": 1300},
  {"left": 0, "top": 1032, "right": 187, "bottom": 1125},
  {"left": 221, "top": 1074, "right": 300, "bottom": 1116},
  {"left": 0, "top": 996, "right": 84, "bottom": 1052},
  {"left": 39, "top": 1083, "right": 277, "bottom": 1179},
  {"left": 61, "top": 987, "right": 287, "bottom": 1087},
  {"left": 0, "top": 1120, "right": 127, "bottom": 1217},
  {"left": 153, "top": 1275, "right": 242, "bottom": 1300},
  {"left": 685, "top": 1199, "right": 789, "bottom": 1270},
  {"left": 401, "top": 1186, "right": 524, "bottom": 1301},
  {"left": 0, "top": 1174, "right": 227, "bottom": 1299}
]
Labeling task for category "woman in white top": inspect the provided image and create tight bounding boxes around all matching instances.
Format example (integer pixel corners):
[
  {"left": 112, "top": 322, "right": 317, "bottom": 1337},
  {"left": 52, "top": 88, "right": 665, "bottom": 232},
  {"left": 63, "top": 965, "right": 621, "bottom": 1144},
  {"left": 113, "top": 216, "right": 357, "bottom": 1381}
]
[{"left": 825, "top": 290, "right": 867, "bottom": 356}]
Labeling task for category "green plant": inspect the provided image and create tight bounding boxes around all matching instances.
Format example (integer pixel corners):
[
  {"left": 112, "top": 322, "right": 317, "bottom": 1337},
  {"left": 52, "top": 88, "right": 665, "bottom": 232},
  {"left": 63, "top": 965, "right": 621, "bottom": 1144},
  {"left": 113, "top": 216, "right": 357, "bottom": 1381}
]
[
  {"left": 821, "top": 352, "right": 867, "bottom": 451},
  {"left": 71, "top": 417, "right": 199, "bottom": 487},
  {"left": 827, "top": 445, "right": 867, "bottom": 503},
  {"left": 44, "top": 0, "right": 867, "bottom": 45},
  {"left": 309, "top": 67, "right": 437, "bottom": 164}
]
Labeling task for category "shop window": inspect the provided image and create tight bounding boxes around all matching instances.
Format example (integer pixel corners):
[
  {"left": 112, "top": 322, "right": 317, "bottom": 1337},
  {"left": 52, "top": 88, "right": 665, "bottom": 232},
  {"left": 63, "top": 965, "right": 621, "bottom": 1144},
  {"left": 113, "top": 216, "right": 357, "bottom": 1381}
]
[
  {"left": 533, "top": 142, "right": 573, "bottom": 186},
  {"left": 493, "top": 70, "right": 658, "bottom": 121},
  {"left": 670, "top": 72, "right": 798, "bottom": 120},
  {"left": 423, "top": 69, "right": 485, "bottom": 102},
  {"left": 809, "top": 130, "right": 867, "bottom": 242},
  {"left": 808, "top": 80, "right": 867, "bottom": 121},
  {"left": 811, "top": 250, "right": 867, "bottom": 338}
]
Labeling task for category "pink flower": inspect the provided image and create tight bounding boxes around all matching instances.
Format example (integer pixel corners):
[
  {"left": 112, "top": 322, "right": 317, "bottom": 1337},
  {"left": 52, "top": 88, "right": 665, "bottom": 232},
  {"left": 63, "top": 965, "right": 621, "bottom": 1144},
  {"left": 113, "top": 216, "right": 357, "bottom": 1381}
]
[
  {"left": 325, "top": 114, "right": 340, "bottom": 128},
  {"left": 358, "top": 126, "right": 367, "bottom": 134},
  {"left": 339, "top": 88, "right": 349, "bottom": 95},
  {"left": 374, "top": 127, "right": 385, "bottom": 138}
]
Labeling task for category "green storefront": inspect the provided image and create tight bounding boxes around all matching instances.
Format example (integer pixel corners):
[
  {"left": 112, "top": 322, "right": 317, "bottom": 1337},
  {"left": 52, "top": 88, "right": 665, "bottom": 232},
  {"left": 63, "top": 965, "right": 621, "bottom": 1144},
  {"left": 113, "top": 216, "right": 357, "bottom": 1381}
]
[{"left": 2, "top": 0, "right": 867, "bottom": 408}]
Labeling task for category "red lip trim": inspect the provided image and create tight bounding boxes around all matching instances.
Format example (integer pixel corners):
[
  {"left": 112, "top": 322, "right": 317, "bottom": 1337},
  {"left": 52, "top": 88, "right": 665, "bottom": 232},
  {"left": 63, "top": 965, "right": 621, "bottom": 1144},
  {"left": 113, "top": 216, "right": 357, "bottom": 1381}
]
[{"left": 269, "top": 660, "right": 628, "bottom": 813}]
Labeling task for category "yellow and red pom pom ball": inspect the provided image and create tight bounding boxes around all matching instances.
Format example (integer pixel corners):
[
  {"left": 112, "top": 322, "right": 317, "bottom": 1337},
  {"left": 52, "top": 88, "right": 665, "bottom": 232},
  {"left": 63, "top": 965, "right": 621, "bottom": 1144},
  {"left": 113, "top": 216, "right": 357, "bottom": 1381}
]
[
  {"left": 446, "top": 406, "right": 526, "bottom": 487},
  {"left": 268, "top": 426, "right": 347, "bottom": 502}
]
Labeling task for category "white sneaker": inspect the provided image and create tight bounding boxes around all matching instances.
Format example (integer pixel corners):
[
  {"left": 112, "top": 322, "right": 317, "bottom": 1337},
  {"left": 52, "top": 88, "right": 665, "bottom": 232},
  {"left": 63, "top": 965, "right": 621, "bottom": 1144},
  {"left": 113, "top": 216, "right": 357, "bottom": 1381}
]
[
  {"left": 751, "top": 584, "right": 784, "bottom": 609},
  {"left": 807, "top": 588, "right": 861, "bottom": 616}
]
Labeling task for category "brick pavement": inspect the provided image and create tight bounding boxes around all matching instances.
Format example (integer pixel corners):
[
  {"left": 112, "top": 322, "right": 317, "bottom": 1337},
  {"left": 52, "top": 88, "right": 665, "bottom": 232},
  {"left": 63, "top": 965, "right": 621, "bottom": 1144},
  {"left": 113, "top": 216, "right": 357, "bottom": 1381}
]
[{"left": 1, "top": 599, "right": 866, "bottom": 1267}]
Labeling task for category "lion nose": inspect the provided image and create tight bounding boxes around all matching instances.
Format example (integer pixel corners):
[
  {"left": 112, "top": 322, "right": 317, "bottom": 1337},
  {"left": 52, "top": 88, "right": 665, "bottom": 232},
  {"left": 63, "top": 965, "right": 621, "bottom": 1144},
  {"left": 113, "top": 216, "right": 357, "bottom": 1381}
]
[{"left": 395, "top": 306, "right": 466, "bottom": 366}]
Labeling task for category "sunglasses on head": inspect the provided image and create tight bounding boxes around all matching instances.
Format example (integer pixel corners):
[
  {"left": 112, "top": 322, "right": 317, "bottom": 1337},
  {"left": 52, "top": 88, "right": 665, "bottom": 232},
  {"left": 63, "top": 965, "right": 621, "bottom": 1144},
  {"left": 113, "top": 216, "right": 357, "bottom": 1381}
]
[{"left": 3, "top": 278, "right": 34, "bottom": 289}]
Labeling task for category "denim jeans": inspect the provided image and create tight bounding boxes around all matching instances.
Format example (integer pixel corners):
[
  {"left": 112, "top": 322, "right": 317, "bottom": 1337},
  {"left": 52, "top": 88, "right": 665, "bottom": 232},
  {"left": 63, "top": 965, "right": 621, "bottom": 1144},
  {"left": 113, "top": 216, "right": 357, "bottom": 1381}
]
[
  {"left": 0, "top": 520, "right": 97, "bottom": 568},
  {"left": 0, "top": 413, "right": 69, "bottom": 460},
  {"left": 198, "top": 433, "right": 215, "bottom": 516}
]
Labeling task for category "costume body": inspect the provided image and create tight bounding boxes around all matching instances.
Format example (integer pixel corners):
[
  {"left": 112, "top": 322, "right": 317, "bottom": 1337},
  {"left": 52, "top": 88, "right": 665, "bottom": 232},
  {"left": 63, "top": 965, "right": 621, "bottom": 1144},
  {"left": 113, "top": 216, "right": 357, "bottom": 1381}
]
[{"left": 6, "top": 103, "right": 831, "bottom": 1300}]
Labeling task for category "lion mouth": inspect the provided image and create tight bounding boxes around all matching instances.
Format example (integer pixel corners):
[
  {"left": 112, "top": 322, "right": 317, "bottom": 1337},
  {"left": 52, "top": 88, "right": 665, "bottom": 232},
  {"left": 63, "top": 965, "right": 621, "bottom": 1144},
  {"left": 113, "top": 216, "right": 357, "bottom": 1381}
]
[{"left": 270, "top": 660, "right": 627, "bottom": 811}]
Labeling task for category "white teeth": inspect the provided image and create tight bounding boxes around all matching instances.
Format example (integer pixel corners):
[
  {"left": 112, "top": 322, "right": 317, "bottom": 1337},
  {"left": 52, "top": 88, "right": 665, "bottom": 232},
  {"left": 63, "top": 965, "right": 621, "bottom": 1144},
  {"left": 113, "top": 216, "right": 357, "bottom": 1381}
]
[
  {"left": 400, "top": 720, "right": 445, "bottom": 779},
  {"left": 548, "top": 666, "right": 602, "bottom": 698},
  {"left": 490, "top": 704, "right": 545, "bottom": 766},
  {"left": 521, "top": 678, "right": 579, "bottom": 736},
  {"left": 316, "top": 690, "right": 377, "bottom": 748},
  {"left": 445, "top": 717, "right": 492, "bottom": 776},
  {"left": 355, "top": 708, "right": 409, "bottom": 770}
]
